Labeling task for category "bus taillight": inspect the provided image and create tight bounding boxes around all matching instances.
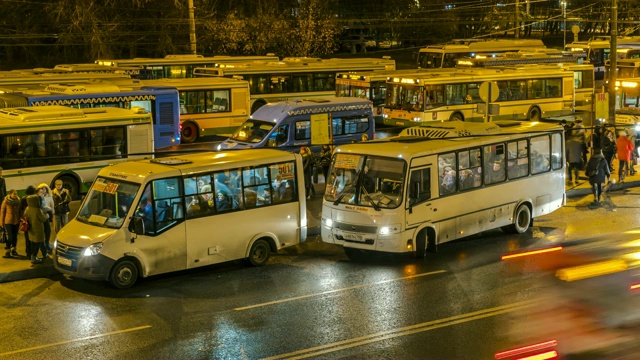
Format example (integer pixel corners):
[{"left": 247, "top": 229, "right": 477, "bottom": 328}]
[{"left": 495, "top": 340, "right": 559, "bottom": 360}]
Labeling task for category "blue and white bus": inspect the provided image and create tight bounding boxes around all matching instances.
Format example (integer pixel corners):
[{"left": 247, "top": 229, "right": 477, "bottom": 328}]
[
  {"left": 0, "top": 82, "right": 180, "bottom": 150},
  {"left": 217, "top": 97, "right": 375, "bottom": 152}
]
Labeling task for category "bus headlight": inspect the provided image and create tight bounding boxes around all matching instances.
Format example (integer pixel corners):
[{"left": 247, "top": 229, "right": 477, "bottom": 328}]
[
  {"left": 83, "top": 242, "right": 103, "bottom": 257},
  {"left": 323, "top": 218, "right": 333, "bottom": 228},
  {"left": 379, "top": 224, "right": 401, "bottom": 235},
  {"left": 382, "top": 114, "right": 388, "bottom": 118}
]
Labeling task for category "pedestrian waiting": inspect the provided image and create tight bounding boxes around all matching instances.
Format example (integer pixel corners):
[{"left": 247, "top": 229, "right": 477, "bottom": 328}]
[
  {"left": 1, "top": 189, "right": 21, "bottom": 258},
  {"left": 585, "top": 147, "right": 611, "bottom": 206}
]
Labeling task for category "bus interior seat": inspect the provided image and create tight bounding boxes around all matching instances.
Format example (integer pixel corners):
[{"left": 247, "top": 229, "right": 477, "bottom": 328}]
[
  {"left": 155, "top": 200, "right": 169, "bottom": 221},
  {"left": 219, "top": 98, "right": 228, "bottom": 111},
  {"left": 213, "top": 97, "right": 222, "bottom": 111}
]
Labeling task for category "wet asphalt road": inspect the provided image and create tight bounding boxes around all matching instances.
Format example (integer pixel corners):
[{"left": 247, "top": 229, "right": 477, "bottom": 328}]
[{"left": 3, "top": 188, "right": 640, "bottom": 359}]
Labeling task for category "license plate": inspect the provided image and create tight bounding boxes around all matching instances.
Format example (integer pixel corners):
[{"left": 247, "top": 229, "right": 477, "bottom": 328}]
[
  {"left": 58, "top": 256, "right": 72, "bottom": 266},
  {"left": 343, "top": 233, "right": 363, "bottom": 241}
]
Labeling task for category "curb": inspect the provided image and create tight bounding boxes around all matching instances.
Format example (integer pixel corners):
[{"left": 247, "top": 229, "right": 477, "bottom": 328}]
[{"left": 565, "top": 180, "right": 640, "bottom": 198}]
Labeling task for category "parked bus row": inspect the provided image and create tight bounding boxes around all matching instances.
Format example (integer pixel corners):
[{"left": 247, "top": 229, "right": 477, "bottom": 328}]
[
  {"left": 0, "top": 56, "right": 396, "bottom": 144},
  {"left": 336, "top": 52, "right": 596, "bottom": 127},
  {"left": 50, "top": 120, "right": 565, "bottom": 289}
]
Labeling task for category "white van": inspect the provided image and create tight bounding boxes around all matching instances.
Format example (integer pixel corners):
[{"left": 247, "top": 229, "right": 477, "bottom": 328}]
[{"left": 53, "top": 149, "right": 307, "bottom": 288}]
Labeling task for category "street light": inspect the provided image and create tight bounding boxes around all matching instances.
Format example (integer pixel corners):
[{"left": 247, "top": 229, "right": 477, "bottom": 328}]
[{"left": 560, "top": 1, "right": 567, "bottom": 47}]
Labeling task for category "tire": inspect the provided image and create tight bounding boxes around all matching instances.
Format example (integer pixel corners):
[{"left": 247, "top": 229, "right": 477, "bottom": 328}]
[
  {"left": 527, "top": 107, "right": 541, "bottom": 121},
  {"left": 58, "top": 175, "right": 80, "bottom": 201},
  {"left": 181, "top": 122, "right": 198, "bottom": 143},
  {"left": 250, "top": 101, "right": 266, "bottom": 114},
  {"left": 109, "top": 260, "right": 139, "bottom": 289},
  {"left": 344, "top": 247, "right": 365, "bottom": 261},
  {"left": 504, "top": 204, "right": 531, "bottom": 234},
  {"left": 449, "top": 113, "right": 464, "bottom": 122},
  {"left": 414, "top": 234, "right": 426, "bottom": 259},
  {"left": 248, "top": 239, "right": 270, "bottom": 266}
]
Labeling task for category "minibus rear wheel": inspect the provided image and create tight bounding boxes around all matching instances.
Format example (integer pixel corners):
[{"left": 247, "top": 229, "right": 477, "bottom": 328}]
[
  {"left": 502, "top": 204, "right": 531, "bottom": 234},
  {"left": 248, "top": 239, "right": 270, "bottom": 266},
  {"left": 110, "top": 259, "right": 139, "bottom": 289}
]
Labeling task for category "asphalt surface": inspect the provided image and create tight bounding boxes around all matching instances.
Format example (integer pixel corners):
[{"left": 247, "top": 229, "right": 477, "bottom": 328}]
[{"left": 1, "top": 172, "right": 638, "bottom": 284}]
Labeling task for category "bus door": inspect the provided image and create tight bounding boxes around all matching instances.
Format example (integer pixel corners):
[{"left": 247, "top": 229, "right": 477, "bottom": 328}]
[
  {"left": 132, "top": 178, "right": 187, "bottom": 275},
  {"left": 406, "top": 162, "right": 436, "bottom": 229}
]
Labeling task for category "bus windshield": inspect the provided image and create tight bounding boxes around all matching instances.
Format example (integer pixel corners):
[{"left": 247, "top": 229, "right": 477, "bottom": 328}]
[
  {"left": 325, "top": 153, "right": 405, "bottom": 209},
  {"left": 386, "top": 83, "right": 425, "bottom": 111},
  {"left": 229, "top": 120, "right": 274, "bottom": 143},
  {"left": 418, "top": 52, "right": 443, "bottom": 68},
  {"left": 76, "top": 177, "right": 140, "bottom": 229}
]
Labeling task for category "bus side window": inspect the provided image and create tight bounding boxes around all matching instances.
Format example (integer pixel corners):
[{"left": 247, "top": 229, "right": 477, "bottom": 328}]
[{"left": 140, "top": 177, "right": 183, "bottom": 234}]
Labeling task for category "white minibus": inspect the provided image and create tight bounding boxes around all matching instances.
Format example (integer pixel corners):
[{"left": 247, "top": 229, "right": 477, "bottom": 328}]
[{"left": 54, "top": 149, "right": 307, "bottom": 288}]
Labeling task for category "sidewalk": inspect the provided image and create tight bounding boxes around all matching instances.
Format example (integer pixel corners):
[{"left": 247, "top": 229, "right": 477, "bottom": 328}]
[{"left": 2, "top": 172, "right": 639, "bottom": 285}]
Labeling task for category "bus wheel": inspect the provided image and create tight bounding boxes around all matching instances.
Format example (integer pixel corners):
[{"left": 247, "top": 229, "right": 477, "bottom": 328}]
[
  {"left": 181, "top": 122, "right": 198, "bottom": 143},
  {"left": 109, "top": 259, "right": 139, "bottom": 289},
  {"left": 414, "top": 234, "right": 426, "bottom": 259},
  {"left": 58, "top": 175, "right": 79, "bottom": 201},
  {"left": 248, "top": 239, "right": 270, "bottom": 266},
  {"left": 527, "top": 107, "right": 541, "bottom": 121},
  {"left": 251, "top": 101, "right": 266, "bottom": 114},
  {"left": 503, "top": 204, "right": 531, "bottom": 234},
  {"left": 449, "top": 113, "right": 464, "bottom": 122}
]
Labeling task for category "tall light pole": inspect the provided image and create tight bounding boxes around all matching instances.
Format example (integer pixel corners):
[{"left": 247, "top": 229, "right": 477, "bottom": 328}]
[
  {"left": 608, "top": 0, "right": 618, "bottom": 125},
  {"left": 561, "top": 1, "right": 567, "bottom": 47}
]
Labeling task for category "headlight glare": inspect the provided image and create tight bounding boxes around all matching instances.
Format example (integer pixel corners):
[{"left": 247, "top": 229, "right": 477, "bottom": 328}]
[{"left": 83, "top": 242, "right": 103, "bottom": 257}]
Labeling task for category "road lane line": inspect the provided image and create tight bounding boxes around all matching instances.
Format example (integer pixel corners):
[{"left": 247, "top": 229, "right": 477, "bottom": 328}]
[
  {"left": 262, "top": 300, "right": 537, "bottom": 360},
  {"left": 0, "top": 325, "right": 152, "bottom": 357},
  {"left": 234, "top": 270, "right": 446, "bottom": 311}
]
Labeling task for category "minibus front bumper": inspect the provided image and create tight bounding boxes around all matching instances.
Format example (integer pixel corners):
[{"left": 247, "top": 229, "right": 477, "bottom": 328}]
[{"left": 53, "top": 242, "right": 116, "bottom": 281}]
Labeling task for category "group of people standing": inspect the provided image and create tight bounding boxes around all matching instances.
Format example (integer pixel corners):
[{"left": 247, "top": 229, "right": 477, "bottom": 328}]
[
  {"left": 564, "top": 119, "right": 638, "bottom": 205},
  {"left": 1, "top": 175, "right": 72, "bottom": 264},
  {"left": 300, "top": 145, "right": 334, "bottom": 200}
]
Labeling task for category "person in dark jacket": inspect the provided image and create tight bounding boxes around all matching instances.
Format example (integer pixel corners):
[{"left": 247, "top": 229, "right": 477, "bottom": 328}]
[
  {"left": 19, "top": 185, "right": 37, "bottom": 257},
  {"left": 24, "top": 193, "right": 48, "bottom": 264},
  {"left": 585, "top": 148, "right": 611, "bottom": 205},
  {"left": 301, "top": 147, "right": 315, "bottom": 199}
]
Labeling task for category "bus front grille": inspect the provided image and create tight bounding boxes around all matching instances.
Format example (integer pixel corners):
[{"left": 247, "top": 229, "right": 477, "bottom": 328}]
[
  {"left": 333, "top": 221, "right": 378, "bottom": 234},
  {"left": 56, "top": 242, "right": 83, "bottom": 260}
]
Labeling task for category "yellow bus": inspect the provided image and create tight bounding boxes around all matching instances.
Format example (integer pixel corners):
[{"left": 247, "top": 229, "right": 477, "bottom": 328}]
[
  {"left": 0, "top": 106, "right": 154, "bottom": 199},
  {"left": 95, "top": 54, "right": 279, "bottom": 79},
  {"left": 194, "top": 56, "right": 396, "bottom": 113},
  {"left": 417, "top": 38, "right": 546, "bottom": 69},
  {"left": 134, "top": 77, "right": 251, "bottom": 142},
  {"left": 383, "top": 66, "right": 574, "bottom": 126}
]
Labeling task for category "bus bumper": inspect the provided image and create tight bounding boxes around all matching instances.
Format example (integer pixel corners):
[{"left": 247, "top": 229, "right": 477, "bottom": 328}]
[{"left": 53, "top": 250, "right": 116, "bottom": 281}]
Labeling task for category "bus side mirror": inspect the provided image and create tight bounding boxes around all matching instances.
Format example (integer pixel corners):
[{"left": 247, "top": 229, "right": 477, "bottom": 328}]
[{"left": 129, "top": 217, "right": 144, "bottom": 236}]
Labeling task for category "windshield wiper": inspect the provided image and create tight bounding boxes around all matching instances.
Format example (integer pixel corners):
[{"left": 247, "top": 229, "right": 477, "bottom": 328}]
[{"left": 361, "top": 187, "right": 380, "bottom": 211}]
